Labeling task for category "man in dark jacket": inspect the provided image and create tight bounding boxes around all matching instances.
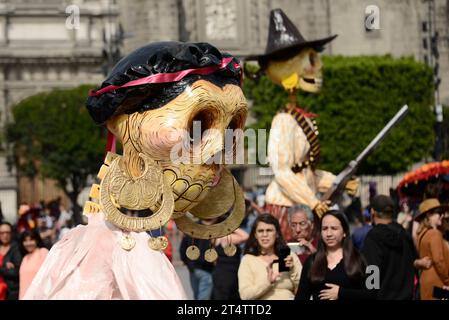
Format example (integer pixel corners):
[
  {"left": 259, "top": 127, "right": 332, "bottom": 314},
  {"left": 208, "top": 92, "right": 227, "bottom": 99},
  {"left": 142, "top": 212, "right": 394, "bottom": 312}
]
[{"left": 362, "top": 195, "right": 430, "bottom": 300}]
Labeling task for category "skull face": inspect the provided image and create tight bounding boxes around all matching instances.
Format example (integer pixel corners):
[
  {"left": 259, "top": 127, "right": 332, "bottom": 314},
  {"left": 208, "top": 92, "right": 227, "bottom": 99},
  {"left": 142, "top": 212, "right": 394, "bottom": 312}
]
[
  {"left": 265, "top": 48, "right": 323, "bottom": 93},
  {"left": 107, "top": 79, "right": 247, "bottom": 215}
]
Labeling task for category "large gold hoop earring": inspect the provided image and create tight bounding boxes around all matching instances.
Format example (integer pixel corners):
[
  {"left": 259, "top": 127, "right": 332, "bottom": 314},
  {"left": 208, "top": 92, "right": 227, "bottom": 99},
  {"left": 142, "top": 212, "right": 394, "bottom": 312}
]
[
  {"left": 174, "top": 168, "right": 245, "bottom": 239},
  {"left": 99, "top": 153, "right": 174, "bottom": 232},
  {"left": 188, "top": 167, "right": 235, "bottom": 219}
]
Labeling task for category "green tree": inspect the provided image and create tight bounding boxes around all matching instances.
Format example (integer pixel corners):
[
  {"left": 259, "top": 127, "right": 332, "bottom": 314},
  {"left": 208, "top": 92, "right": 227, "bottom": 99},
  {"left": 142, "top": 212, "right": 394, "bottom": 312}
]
[
  {"left": 6, "top": 85, "right": 106, "bottom": 224},
  {"left": 244, "top": 55, "right": 435, "bottom": 174}
]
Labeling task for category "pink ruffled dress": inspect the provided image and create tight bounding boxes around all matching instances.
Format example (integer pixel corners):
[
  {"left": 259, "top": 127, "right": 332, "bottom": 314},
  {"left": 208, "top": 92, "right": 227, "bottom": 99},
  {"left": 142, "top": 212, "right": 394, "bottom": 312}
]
[{"left": 23, "top": 212, "right": 187, "bottom": 300}]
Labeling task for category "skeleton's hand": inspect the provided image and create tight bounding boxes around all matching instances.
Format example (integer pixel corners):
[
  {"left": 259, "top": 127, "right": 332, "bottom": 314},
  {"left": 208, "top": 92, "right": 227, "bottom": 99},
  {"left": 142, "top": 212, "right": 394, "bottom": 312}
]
[
  {"left": 313, "top": 201, "right": 331, "bottom": 219},
  {"left": 345, "top": 177, "right": 359, "bottom": 196}
]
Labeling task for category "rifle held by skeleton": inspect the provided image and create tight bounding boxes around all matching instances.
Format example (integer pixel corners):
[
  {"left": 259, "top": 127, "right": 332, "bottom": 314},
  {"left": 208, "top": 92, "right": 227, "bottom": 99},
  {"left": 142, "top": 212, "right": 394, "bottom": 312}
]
[{"left": 321, "top": 104, "right": 409, "bottom": 205}]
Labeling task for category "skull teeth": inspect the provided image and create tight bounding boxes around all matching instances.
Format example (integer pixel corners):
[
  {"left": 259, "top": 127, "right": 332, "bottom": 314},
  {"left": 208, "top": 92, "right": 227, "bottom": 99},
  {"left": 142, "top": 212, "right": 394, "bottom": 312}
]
[{"left": 302, "top": 77, "right": 317, "bottom": 84}]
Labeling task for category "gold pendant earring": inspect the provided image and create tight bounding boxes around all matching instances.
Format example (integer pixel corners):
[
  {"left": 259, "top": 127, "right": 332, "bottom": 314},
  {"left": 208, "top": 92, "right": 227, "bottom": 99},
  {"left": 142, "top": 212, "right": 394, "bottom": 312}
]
[
  {"left": 186, "top": 245, "right": 200, "bottom": 260},
  {"left": 148, "top": 230, "right": 158, "bottom": 250},
  {"left": 156, "top": 223, "right": 168, "bottom": 250},
  {"left": 157, "top": 236, "right": 168, "bottom": 250},
  {"left": 186, "top": 238, "right": 200, "bottom": 260},
  {"left": 223, "top": 236, "right": 237, "bottom": 257},
  {"left": 204, "top": 247, "right": 218, "bottom": 263},
  {"left": 223, "top": 244, "right": 237, "bottom": 256},
  {"left": 148, "top": 237, "right": 159, "bottom": 250},
  {"left": 204, "top": 239, "right": 218, "bottom": 263},
  {"left": 148, "top": 224, "right": 169, "bottom": 251},
  {"left": 120, "top": 232, "right": 136, "bottom": 251}
]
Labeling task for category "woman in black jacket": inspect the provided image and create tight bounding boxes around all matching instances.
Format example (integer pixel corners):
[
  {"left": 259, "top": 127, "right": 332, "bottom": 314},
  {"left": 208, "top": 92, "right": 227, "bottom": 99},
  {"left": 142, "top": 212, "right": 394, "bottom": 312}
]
[
  {"left": 295, "top": 211, "right": 374, "bottom": 300},
  {"left": 0, "top": 222, "right": 23, "bottom": 300}
]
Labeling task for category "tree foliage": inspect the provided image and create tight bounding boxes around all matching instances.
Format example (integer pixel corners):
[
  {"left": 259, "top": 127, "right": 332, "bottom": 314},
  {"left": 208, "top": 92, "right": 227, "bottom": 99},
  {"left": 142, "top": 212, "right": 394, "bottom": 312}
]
[
  {"left": 243, "top": 55, "right": 435, "bottom": 174},
  {"left": 6, "top": 85, "right": 106, "bottom": 224}
]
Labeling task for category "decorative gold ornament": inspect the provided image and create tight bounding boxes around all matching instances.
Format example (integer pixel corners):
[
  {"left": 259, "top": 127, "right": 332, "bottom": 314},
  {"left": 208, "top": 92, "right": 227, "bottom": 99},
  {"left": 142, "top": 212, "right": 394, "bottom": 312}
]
[
  {"left": 148, "top": 237, "right": 159, "bottom": 250},
  {"left": 89, "top": 184, "right": 100, "bottom": 199},
  {"left": 189, "top": 168, "right": 235, "bottom": 219},
  {"left": 174, "top": 169, "right": 245, "bottom": 239},
  {"left": 97, "top": 164, "right": 109, "bottom": 180},
  {"left": 186, "top": 245, "right": 200, "bottom": 260},
  {"left": 223, "top": 243, "right": 237, "bottom": 257},
  {"left": 109, "top": 153, "right": 164, "bottom": 210},
  {"left": 204, "top": 248, "right": 218, "bottom": 263},
  {"left": 104, "top": 152, "right": 120, "bottom": 166},
  {"left": 120, "top": 233, "right": 136, "bottom": 251},
  {"left": 99, "top": 154, "right": 175, "bottom": 232},
  {"left": 83, "top": 200, "right": 101, "bottom": 215},
  {"left": 157, "top": 236, "right": 168, "bottom": 250}
]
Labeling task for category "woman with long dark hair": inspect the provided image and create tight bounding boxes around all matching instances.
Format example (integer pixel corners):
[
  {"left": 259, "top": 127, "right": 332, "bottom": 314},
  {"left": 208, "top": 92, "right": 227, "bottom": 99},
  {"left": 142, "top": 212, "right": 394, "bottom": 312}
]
[
  {"left": 295, "top": 211, "right": 374, "bottom": 300},
  {"left": 19, "top": 229, "right": 48, "bottom": 299},
  {"left": 238, "top": 214, "right": 302, "bottom": 300}
]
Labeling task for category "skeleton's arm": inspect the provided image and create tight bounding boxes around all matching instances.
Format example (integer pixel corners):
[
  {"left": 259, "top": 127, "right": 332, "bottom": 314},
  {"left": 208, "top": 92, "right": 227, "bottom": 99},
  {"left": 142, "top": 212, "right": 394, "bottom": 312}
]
[{"left": 314, "top": 169, "right": 335, "bottom": 193}]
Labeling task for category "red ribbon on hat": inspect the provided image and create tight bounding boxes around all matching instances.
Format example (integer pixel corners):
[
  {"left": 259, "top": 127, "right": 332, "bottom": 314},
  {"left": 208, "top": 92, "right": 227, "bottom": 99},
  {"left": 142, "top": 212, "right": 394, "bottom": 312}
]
[{"left": 89, "top": 57, "right": 239, "bottom": 97}]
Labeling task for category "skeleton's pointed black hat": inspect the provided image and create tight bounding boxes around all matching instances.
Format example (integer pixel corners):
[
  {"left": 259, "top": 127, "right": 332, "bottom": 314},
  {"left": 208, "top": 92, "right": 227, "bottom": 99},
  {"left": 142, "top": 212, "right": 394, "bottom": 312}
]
[{"left": 246, "top": 8, "right": 337, "bottom": 65}]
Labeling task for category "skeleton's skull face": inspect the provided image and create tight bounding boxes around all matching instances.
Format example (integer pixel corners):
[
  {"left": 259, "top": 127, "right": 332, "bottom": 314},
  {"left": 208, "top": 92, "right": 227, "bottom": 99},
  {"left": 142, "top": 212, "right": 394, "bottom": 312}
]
[
  {"left": 266, "top": 48, "right": 323, "bottom": 93},
  {"left": 107, "top": 80, "right": 247, "bottom": 215}
]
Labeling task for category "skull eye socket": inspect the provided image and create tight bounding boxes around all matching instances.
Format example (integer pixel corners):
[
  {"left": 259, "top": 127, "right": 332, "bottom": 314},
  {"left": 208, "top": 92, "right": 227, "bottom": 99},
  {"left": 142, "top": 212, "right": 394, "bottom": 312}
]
[
  {"left": 309, "top": 52, "right": 316, "bottom": 67},
  {"left": 189, "top": 107, "right": 218, "bottom": 145}
]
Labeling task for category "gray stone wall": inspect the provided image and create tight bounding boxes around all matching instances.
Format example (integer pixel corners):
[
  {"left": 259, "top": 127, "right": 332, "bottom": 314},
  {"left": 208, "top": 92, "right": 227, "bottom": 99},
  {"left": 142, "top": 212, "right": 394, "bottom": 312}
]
[{"left": 119, "top": 0, "right": 179, "bottom": 53}]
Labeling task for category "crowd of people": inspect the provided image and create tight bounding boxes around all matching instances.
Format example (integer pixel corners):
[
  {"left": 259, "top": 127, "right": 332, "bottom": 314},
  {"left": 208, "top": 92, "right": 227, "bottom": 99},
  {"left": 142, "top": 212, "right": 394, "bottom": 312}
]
[
  {"left": 178, "top": 191, "right": 449, "bottom": 301},
  {"left": 2, "top": 191, "right": 449, "bottom": 300},
  {"left": 0, "top": 198, "right": 73, "bottom": 300}
]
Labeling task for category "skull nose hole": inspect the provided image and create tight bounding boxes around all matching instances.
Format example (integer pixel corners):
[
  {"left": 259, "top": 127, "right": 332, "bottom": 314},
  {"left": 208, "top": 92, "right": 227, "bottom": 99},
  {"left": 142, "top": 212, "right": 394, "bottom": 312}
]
[
  {"left": 189, "top": 107, "right": 218, "bottom": 146},
  {"left": 227, "top": 113, "right": 245, "bottom": 131}
]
